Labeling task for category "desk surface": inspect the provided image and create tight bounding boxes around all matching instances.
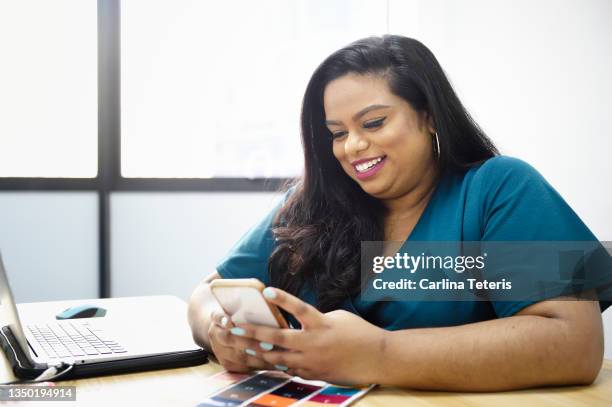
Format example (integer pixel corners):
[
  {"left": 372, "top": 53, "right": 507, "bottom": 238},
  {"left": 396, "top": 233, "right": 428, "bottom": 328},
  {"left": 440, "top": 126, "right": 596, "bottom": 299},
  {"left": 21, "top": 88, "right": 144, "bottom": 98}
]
[
  {"left": 1, "top": 297, "right": 611, "bottom": 406},
  {"left": 3, "top": 358, "right": 609, "bottom": 407}
]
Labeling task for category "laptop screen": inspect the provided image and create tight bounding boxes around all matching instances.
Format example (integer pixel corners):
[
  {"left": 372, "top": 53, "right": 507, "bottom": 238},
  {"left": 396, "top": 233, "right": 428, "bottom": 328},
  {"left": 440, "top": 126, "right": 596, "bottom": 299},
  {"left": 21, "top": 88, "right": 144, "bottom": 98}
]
[{"left": 0, "top": 251, "right": 34, "bottom": 362}]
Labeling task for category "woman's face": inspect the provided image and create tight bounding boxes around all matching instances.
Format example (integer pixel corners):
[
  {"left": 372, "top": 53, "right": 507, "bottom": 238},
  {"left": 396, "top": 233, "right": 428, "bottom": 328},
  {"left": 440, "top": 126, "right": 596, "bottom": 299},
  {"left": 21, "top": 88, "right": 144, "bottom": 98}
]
[{"left": 324, "top": 73, "right": 436, "bottom": 200}]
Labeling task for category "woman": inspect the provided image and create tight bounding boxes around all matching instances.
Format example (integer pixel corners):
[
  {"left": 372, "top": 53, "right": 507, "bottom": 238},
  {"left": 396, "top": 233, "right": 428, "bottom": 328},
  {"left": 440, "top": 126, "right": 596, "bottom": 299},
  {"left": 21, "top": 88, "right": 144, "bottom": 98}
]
[{"left": 188, "top": 35, "right": 607, "bottom": 391}]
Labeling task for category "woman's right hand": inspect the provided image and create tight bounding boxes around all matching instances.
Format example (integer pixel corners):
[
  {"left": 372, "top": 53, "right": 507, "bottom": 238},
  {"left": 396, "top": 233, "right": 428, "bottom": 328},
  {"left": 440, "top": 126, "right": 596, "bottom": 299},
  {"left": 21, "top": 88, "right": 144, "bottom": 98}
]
[
  {"left": 208, "top": 310, "right": 276, "bottom": 373},
  {"left": 188, "top": 273, "right": 277, "bottom": 372}
]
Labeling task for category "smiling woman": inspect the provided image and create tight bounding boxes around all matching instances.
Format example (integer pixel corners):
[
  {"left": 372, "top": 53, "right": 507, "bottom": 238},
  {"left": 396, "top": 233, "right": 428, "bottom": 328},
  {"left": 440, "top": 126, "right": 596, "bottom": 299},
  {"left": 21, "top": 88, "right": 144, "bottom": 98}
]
[
  {"left": 326, "top": 74, "right": 438, "bottom": 212},
  {"left": 188, "top": 35, "right": 610, "bottom": 391}
]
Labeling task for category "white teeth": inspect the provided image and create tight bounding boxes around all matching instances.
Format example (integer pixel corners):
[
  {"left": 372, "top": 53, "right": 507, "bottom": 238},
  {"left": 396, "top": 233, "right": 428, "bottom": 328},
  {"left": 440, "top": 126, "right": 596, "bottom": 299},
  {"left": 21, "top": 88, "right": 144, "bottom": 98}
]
[{"left": 355, "top": 157, "right": 383, "bottom": 172}]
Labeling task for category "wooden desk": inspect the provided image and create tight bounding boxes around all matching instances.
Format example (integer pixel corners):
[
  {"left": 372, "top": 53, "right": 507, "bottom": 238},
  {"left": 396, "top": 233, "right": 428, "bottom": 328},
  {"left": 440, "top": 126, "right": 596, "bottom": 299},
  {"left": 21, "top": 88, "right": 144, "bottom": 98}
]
[
  {"left": 2, "top": 297, "right": 612, "bottom": 406},
  {"left": 2, "top": 358, "right": 610, "bottom": 406}
]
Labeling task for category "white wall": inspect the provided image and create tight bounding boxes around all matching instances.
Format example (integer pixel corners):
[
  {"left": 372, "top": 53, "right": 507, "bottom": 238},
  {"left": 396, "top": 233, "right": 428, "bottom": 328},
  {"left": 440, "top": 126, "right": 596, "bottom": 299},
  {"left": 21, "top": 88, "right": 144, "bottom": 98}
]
[{"left": 389, "top": 0, "right": 612, "bottom": 241}]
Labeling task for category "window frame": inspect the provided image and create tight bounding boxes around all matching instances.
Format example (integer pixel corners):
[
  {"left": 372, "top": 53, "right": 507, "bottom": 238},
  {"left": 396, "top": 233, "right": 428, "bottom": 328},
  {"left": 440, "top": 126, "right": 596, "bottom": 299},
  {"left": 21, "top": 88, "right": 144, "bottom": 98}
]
[{"left": 0, "top": 0, "right": 289, "bottom": 298}]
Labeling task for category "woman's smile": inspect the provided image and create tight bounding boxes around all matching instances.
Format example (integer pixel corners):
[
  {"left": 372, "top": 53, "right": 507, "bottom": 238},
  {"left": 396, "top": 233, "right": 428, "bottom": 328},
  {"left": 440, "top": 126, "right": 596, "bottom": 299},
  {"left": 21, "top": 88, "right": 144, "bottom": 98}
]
[{"left": 351, "top": 155, "right": 387, "bottom": 180}]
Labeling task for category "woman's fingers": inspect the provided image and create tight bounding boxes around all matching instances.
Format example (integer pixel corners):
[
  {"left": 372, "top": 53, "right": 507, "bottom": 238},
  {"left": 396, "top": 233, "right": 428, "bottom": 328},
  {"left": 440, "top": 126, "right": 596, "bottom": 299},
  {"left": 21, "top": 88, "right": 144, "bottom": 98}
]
[
  {"left": 262, "top": 287, "right": 324, "bottom": 329},
  {"left": 209, "top": 292, "right": 322, "bottom": 374},
  {"left": 211, "top": 310, "right": 258, "bottom": 350},
  {"left": 259, "top": 349, "right": 305, "bottom": 371},
  {"left": 233, "top": 323, "right": 307, "bottom": 351},
  {"left": 209, "top": 319, "right": 278, "bottom": 368},
  {"left": 212, "top": 324, "right": 270, "bottom": 353},
  {"left": 211, "top": 310, "right": 232, "bottom": 329},
  {"left": 209, "top": 310, "right": 281, "bottom": 372},
  {"left": 211, "top": 336, "right": 276, "bottom": 372},
  {"left": 217, "top": 350, "right": 267, "bottom": 372}
]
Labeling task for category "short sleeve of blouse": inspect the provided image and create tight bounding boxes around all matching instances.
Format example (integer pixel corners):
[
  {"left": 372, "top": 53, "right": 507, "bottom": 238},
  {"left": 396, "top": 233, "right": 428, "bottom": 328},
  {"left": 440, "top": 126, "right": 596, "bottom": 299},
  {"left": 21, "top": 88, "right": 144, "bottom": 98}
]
[
  {"left": 473, "top": 157, "right": 610, "bottom": 317},
  {"left": 215, "top": 189, "right": 293, "bottom": 285}
]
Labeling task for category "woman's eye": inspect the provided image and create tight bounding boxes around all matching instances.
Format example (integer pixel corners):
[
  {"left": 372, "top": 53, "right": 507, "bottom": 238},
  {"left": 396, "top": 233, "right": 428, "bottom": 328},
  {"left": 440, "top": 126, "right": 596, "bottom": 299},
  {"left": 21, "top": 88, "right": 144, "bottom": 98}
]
[
  {"left": 331, "top": 130, "right": 348, "bottom": 140},
  {"left": 363, "top": 117, "right": 386, "bottom": 129}
]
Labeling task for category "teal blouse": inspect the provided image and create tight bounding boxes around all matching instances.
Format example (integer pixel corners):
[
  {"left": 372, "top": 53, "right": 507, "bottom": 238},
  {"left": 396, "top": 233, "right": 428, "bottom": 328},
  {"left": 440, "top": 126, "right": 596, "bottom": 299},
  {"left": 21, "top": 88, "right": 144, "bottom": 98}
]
[{"left": 216, "top": 156, "right": 608, "bottom": 330}]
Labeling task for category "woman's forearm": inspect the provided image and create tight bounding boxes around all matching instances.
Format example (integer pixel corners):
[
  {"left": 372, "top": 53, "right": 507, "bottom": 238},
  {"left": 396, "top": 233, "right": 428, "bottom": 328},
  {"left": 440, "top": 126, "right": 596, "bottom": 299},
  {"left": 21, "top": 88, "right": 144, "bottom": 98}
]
[
  {"left": 187, "top": 278, "right": 222, "bottom": 349},
  {"left": 375, "top": 303, "right": 603, "bottom": 391}
]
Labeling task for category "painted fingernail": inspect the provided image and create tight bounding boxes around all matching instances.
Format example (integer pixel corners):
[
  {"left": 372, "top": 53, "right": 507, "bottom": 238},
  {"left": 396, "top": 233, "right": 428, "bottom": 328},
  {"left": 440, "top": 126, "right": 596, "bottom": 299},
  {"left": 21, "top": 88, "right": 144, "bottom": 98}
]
[
  {"left": 220, "top": 316, "right": 228, "bottom": 327},
  {"left": 259, "top": 342, "right": 274, "bottom": 351},
  {"left": 263, "top": 287, "right": 276, "bottom": 299},
  {"left": 245, "top": 348, "right": 257, "bottom": 357},
  {"left": 274, "top": 364, "right": 288, "bottom": 371},
  {"left": 230, "top": 327, "right": 245, "bottom": 336}
]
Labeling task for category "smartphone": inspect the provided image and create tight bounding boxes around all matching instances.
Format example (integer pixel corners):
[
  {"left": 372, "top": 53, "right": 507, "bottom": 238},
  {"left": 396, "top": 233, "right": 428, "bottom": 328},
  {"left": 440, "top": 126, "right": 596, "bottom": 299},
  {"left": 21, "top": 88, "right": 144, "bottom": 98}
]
[{"left": 210, "top": 278, "right": 289, "bottom": 328}]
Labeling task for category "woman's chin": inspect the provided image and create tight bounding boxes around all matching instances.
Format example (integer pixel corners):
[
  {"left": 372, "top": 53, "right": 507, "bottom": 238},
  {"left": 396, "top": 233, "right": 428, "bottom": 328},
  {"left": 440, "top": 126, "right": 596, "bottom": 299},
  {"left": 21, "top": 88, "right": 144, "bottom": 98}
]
[{"left": 357, "top": 179, "right": 391, "bottom": 198}]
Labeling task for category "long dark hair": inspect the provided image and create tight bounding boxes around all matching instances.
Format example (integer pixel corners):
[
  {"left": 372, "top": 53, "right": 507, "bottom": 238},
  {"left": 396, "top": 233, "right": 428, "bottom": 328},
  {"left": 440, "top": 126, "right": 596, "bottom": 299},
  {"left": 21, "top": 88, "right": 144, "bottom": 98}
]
[{"left": 269, "top": 35, "right": 498, "bottom": 312}]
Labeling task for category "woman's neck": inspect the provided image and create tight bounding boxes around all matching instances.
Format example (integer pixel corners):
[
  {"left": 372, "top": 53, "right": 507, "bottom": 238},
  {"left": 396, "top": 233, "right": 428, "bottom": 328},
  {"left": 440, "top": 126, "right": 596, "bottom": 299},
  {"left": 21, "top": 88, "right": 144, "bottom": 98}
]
[{"left": 383, "top": 164, "right": 439, "bottom": 222}]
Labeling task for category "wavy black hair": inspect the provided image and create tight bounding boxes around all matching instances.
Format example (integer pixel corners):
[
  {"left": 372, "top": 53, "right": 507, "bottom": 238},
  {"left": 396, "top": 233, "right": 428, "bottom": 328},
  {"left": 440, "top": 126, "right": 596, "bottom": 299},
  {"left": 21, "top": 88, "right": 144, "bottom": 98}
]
[{"left": 269, "top": 35, "right": 498, "bottom": 312}]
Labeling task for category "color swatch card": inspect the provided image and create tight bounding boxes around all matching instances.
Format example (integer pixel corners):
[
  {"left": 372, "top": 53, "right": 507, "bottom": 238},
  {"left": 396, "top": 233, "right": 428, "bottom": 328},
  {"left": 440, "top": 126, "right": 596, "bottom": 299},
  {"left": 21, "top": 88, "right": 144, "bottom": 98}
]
[
  {"left": 200, "top": 371, "right": 252, "bottom": 392},
  {"left": 197, "top": 371, "right": 375, "bottom": 407}
]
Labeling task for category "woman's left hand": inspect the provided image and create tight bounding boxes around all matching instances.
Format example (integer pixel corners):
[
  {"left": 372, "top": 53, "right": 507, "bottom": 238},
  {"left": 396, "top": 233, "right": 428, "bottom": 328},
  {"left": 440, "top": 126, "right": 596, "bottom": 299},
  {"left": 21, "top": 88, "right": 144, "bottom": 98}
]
[{"left": 229, "top": 287, "right": 386, "bottom": 385}]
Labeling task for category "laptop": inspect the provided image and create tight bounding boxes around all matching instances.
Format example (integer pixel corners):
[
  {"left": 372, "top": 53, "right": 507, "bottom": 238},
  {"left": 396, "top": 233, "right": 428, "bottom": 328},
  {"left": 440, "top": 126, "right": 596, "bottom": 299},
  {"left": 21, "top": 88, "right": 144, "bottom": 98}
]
[{"left": 0, "top": 252, "right": 207, "bottom": 381}]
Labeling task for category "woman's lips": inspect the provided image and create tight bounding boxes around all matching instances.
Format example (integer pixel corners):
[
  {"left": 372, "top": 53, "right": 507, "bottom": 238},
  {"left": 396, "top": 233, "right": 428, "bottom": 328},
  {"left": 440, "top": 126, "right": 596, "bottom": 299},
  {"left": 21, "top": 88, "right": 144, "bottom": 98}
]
[{"left": 353, "top": 156, "right": 386, "bottom": 180}]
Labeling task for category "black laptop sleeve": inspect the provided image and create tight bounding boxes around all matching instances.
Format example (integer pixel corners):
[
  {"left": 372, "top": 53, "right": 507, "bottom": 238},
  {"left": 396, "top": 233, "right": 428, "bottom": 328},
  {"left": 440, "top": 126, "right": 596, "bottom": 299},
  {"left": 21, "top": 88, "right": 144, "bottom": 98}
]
[
  {"left": 0, "top": 326, "right": 49, "bottom": 380},
  {"left": 1, "top": 325, "right": 208, "bottom": 382}
]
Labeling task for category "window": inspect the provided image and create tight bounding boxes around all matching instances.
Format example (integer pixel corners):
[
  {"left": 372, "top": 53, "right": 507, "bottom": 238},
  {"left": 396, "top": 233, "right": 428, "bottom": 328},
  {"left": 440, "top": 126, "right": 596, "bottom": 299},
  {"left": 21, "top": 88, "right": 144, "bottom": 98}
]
[
  {"left": 0, "top": 0, "right": 97, "bottom": 178},
  {"left": 120, "top": 0, "right": 389, "bottom": 178}
]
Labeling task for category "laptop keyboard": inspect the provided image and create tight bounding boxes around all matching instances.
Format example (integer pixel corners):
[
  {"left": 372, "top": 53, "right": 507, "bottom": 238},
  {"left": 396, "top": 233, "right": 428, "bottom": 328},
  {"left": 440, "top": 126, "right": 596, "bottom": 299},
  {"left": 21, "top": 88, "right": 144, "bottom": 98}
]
[{"left": 27, "top": 322, "right": 126, "bottom": 359}]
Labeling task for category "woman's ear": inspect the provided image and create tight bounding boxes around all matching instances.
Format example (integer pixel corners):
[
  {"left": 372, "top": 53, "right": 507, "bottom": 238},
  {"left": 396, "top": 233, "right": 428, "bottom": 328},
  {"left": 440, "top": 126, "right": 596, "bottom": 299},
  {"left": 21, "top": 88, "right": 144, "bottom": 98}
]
[{"left": 422, "top": 110, "right": 436, "bottom": 134}]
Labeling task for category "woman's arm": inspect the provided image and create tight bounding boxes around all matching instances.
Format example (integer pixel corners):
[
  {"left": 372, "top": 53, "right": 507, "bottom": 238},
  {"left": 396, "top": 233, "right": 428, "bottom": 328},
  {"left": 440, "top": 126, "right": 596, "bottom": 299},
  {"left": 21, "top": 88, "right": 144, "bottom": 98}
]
[
  {"left": 187, "top": 272, "right": 223, "bottom": 349},
  {"left": 234, "top": 288, "right": 604, "bottom": 390},
  {"left": 379, "top": 298, "right": 603, "bottom": 391}
]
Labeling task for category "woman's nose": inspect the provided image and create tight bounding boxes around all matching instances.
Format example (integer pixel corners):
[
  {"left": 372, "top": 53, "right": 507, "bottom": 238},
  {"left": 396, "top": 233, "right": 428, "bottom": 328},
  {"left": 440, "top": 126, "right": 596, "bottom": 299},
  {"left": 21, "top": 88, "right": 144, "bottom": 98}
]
[{"left": 344, "top": 131, "right": 369, "bottom": 155}]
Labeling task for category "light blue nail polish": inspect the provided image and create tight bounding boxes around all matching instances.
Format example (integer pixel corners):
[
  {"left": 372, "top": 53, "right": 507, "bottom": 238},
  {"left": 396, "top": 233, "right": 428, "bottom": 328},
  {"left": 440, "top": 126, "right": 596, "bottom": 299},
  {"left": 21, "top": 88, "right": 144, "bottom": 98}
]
[
  {"left": 245, "top": 348, "right": 257, "bottom": 357},
  {"left": 274, "top": 364, "right": 288, "bottom": 371},
  {"left": 230, "top": 327, "right": 245, "bottom": 336},
  {"left": 259, "top": 342, "right": 274, "bottom": 351},
  {"left": 263, "top": 287, "right": 276, "bottom": 299}
]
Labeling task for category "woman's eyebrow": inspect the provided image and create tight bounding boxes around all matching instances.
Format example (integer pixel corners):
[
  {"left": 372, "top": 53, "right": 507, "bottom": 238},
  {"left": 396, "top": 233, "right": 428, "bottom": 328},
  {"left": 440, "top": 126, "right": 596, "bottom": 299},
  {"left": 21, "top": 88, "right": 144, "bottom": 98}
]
[{"left": 325, "top": 104, "right": 391, "bottom": 126}]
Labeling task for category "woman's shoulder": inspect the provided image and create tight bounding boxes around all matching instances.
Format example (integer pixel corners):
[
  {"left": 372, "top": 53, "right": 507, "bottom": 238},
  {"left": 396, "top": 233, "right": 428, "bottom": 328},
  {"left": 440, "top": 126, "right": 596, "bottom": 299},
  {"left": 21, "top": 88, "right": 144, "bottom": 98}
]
[
  {"left": 470, "top": 155, "right": 541, "bottom": 181},
  {"left": 463, "top": 155, "right": 547, "bottom": 198},
  {"left": 462, "top": 155, "right": 597, "bottom": 240}
]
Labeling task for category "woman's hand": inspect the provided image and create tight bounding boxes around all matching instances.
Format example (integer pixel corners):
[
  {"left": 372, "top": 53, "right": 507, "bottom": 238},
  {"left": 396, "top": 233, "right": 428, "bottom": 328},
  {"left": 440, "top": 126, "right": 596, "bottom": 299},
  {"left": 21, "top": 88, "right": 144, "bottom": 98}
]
[
  {"left": 187, "top": 274, "right": 277, "bottom": 373},
  {"left": 207, "top": 310, "right": 277, "bottom": 373},
  {"left": 230, "top": 287, "right": 386, "bottom": 385}
]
